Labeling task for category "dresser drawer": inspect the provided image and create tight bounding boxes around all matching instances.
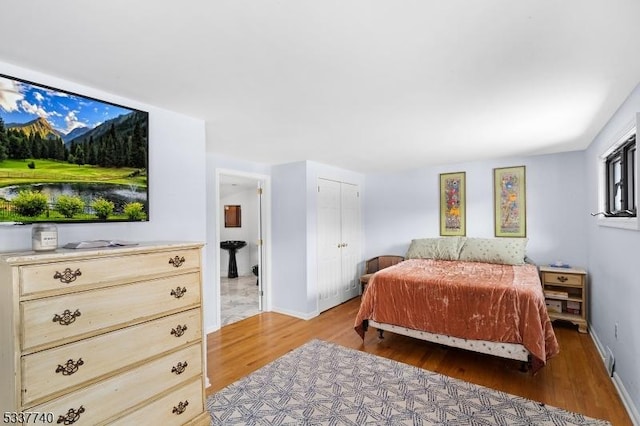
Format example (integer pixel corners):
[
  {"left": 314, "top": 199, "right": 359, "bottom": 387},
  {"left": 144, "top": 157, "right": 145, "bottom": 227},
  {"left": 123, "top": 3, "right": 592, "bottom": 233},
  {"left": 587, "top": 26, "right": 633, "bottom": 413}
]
[
  {"left": 21, "top": 272, "right": 201, "bottom": 352},
  {"left": 22, "top": 308, "right": 202, "bottom": 406},
  {"left": 111, "top": 378, "right": 205, "bottom": 426},
  {"left": 19, "top": 248, "right": 200, "bottom": 297},
  {"left": 542, "top": 272, "right": 583, "bottom": 287},
  {"left": 30, "top": 343, "right": 202, "bottom": 425}
]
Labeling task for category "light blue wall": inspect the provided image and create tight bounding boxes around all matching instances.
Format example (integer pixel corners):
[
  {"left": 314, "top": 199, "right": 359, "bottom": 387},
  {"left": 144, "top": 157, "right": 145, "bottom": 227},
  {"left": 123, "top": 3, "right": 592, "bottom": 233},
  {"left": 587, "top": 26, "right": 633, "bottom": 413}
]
[
  {"left": 363, "top": 151, "right": 588, "bottom": 268},
  {"left": 363, "top": 107, "right": 639, "bottom": 419},
  {"left": 270, "top": 160, "right": 365, "bottom": 318},
  {"left": 585, "top": 83, "right": 640, "bottom": 422},
  {"left": 271, "top": 161, "right": 310, "bottom": 317}
]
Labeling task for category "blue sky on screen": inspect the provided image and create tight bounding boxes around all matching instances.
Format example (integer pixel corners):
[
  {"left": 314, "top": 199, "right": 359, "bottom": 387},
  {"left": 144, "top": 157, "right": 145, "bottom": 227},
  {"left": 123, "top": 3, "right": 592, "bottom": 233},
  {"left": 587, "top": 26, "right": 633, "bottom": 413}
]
[{"left": 0, "top": 75, "right": 132, "bottom": 136}]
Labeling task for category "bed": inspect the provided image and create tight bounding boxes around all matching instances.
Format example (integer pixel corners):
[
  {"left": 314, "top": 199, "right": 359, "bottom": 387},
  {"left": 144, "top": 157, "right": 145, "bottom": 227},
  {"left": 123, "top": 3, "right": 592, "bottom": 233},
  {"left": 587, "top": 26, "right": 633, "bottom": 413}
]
[{"left": 354, "top": 237, "right": 559, "bottom": 372}]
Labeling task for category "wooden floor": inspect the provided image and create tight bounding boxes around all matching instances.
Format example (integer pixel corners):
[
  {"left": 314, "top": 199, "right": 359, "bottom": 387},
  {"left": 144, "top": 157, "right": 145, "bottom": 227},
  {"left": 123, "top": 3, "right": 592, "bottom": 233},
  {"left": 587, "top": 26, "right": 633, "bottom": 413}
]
[{"left": 206, "top": 297, "right": 631, "bottom": 425}]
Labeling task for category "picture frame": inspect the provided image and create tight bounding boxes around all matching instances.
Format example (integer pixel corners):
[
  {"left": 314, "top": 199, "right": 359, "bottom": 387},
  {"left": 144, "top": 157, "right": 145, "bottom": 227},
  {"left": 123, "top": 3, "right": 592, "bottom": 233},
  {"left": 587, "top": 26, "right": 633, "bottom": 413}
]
[
  {"left": 0, "top": 73, "right": 149, "bottom": 224},
  {"left": 494, "top": 166, "right": 526, "bottom": 237},
  {"left": 439, "top": 171, "right": 466, "bottom": 236}
]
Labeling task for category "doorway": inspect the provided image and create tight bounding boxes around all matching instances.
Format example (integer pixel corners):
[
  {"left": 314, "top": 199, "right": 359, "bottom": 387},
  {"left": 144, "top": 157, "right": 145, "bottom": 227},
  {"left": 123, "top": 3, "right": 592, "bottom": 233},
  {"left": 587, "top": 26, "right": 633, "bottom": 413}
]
[{"left": 217, "top": 171, "right": 268, "bottom": 327}]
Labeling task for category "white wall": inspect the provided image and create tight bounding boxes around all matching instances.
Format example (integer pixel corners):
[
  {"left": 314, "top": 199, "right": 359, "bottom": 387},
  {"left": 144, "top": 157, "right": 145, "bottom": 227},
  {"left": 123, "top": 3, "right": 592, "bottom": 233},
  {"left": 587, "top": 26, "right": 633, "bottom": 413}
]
[
  {"left": 363, "top": 151, "right": 588, "bottom": 268},
  {"left": 0, "top": 61, "right": 209, "bottom": 333},
  {"left": 585, "top": 82, "right": 640, "bottom": 423},
  {"left": 219, "top": 186, "right": 259, "bottom": 276}
]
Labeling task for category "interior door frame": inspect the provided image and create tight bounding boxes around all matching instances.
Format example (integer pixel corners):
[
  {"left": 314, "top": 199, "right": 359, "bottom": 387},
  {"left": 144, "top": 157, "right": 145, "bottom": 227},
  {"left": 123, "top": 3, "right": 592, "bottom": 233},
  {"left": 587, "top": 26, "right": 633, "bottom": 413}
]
[{"left": 215, "top": 168, "right": 271, "bottom": 329}]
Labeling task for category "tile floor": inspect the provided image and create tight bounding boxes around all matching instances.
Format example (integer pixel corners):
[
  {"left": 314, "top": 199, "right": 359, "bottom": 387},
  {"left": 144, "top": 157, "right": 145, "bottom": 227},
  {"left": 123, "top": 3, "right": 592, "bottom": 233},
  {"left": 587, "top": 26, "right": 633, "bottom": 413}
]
[{"left": 220, "top": 275, "right": 261, "bottom": 326}]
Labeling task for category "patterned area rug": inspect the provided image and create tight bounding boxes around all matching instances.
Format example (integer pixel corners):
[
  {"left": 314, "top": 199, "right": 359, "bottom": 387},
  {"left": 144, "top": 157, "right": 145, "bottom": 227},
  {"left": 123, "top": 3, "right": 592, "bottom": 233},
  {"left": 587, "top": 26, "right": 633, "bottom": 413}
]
[{"left": 207, "top": 339, "right": 610, "bottom": 425}]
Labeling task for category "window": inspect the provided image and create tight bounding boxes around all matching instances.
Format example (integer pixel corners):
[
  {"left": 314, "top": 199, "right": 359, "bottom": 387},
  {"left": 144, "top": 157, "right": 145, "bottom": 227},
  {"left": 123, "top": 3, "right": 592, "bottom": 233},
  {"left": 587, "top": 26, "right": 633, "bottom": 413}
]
[
  {"left": 605, "top": 134, "right": 636, "bottom": 217},
  {"left": 597, "top": 120, "right": 638, "bottom": 230}
]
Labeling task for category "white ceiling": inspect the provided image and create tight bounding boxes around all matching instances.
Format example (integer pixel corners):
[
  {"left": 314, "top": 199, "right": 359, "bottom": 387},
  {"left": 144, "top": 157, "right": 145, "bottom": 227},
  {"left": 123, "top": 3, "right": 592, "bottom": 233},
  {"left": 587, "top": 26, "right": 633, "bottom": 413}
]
[
  {"left": 2, "top": 1, "right": 640, "bottom": 173},
  {"left": 219, "top": 174, "right": 259, "bottom": 198}
]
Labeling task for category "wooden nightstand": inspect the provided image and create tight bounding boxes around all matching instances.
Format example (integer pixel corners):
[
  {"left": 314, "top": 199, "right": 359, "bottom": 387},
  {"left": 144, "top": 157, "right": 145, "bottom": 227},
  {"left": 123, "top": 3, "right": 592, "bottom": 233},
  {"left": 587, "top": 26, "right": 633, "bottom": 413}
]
[{"left": 539, "top": 266, "right": 588, "bottom": 333}]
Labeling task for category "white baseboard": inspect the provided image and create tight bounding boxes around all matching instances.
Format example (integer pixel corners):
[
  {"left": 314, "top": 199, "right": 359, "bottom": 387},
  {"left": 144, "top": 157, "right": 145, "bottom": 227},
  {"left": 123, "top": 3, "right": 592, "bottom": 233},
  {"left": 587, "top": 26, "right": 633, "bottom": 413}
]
[
  {"left": 270, "top": 306, "right": 318, "bottom": 320},
  {"left": 205, "top": 306, "right": 316, "bottom": 334},
  {"left": 589, "top": 326, "right": 606, "bottom": 360},
  {"left": 612, "top": 372, "right": 640, "bottom": 426},
  {"left": 590, "top": 326, "right": 640, "bottom": 425},
  {"left": 206, "top": 324, "right": 220, "bottom": 335}
]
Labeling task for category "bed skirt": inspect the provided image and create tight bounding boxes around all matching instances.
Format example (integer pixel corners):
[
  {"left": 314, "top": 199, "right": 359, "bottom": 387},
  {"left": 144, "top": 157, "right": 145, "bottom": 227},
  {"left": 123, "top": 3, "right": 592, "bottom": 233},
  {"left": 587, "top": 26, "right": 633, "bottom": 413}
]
[{"left": 368, "top": 320, "right": 531, "bottom": 362}]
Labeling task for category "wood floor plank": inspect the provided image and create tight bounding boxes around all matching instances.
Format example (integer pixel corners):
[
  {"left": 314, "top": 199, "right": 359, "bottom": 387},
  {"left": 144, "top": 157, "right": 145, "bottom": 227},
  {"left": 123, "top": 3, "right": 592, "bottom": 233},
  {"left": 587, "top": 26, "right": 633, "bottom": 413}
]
[{"left": 206, "top": 297, "right": 632, "bottom": 425}]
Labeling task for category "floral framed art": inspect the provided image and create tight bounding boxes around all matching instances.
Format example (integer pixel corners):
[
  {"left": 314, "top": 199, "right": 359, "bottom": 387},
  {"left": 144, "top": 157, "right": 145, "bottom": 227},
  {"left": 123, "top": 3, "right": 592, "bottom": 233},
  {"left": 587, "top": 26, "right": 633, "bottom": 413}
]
[
  {"left": 494, "top": 166, "right": 526, "bottom": 237},
  {"left": 439, "top": 171, "right": 466, "bottom": 236}
]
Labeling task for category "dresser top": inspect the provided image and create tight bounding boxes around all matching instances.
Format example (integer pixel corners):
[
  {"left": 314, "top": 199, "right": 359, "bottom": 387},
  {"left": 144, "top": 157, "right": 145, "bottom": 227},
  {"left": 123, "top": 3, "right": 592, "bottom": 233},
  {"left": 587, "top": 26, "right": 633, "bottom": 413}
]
[{"left": 0, "top": 241, "right": 204, "bottom": 265}]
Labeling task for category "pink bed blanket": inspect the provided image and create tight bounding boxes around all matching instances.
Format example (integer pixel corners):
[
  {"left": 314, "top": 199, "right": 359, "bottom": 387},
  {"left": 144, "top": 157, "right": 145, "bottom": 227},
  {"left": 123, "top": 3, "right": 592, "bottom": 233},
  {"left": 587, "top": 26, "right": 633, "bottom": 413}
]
[{"left": 354, "top": 259, "right": 559, "bottom": 370}]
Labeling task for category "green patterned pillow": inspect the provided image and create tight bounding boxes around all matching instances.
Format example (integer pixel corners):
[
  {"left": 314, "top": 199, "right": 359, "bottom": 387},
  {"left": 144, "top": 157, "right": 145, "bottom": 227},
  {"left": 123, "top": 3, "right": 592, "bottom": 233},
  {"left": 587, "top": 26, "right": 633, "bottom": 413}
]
[
  {"left": 405, "top": 237, "right": 467, "bottom": 261},
  {"left": 458, "top": 237, "right": 528, "bottom": 265}
]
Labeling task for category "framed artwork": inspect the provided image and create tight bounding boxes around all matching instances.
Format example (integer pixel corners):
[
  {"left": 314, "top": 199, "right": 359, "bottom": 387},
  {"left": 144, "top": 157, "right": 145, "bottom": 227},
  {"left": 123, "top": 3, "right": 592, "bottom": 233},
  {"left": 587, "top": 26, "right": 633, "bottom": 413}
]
[
  {"left": 439, "top": 171, "right": 466, "bottom": 236},
  {"left": 0, "top": 73, "right": 149, "bottom": 224},
  {"left": 494, "top": 166, "right": 526, "bottom": 237}
]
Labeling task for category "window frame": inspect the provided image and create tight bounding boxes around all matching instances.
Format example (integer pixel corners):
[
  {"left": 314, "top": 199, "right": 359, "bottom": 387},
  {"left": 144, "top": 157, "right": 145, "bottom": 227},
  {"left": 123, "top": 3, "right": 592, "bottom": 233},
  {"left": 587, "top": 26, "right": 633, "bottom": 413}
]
[
  {"left": 597, "top": 120, "right": 639, "bottom": 230},
  {"left": 605, "top": 134, "right": 636, "bottom": 217}
]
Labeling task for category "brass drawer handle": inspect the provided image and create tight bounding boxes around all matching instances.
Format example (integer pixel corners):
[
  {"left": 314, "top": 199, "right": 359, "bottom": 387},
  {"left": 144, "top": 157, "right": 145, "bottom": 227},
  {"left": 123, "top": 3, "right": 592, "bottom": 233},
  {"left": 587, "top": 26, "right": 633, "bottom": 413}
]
[
  {"left": 171, "top": 361, "right": 188, "bottom": 375},
  {"left": 172, "top": 400, "right": 189, "bottom": 415},
  {"left": 56, "top": 358, "right": 84, "bottom": 376},
  {"left": 53, "top": 268, "right": 82, "bottom": 284},
  {"left": 556, "top": 275, "right": 568, "bottom": 283},
  {"left": 170, "top": 324, "right": 188, "bottom": 337},
  {"left": 57, "top": 406, "right": 85, "bottom": 425},
  {"left": 52, "top": 309, "right": 82, "bottom": 326},
  {"left": 170, "top": 286, "right": 187, "bottom": 299},
  {"left": 169, "top": 256, "right": 185, "bottom": 268}
]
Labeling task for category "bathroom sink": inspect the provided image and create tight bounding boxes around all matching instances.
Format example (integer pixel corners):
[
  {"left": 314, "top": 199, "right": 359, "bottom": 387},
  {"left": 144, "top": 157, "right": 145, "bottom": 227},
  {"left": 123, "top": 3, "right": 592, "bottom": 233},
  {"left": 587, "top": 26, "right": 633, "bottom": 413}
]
[
  {"left": 220, "top": 240, "right": 247, "bottom": 250},
  {"left": 220, "top": 241, "right": 247, "bottom": 278}
]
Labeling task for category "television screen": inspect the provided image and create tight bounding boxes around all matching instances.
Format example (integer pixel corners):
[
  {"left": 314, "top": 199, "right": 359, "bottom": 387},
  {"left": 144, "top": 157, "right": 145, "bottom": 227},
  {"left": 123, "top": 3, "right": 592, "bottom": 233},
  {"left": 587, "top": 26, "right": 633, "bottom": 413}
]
[{"left": 0, "top": 73, "right": 148, "bottom": 224}]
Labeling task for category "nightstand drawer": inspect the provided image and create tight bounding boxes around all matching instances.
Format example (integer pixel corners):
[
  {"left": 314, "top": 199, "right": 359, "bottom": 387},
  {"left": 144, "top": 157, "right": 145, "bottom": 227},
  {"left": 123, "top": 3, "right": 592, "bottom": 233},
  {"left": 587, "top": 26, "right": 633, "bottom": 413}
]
[
  {"left": 22, "top": 308, "right": 202, "bottom": 406},
  {"left": 30, "top": 343, "right": 202, "bottom": 425},
  {"left": 19, "top": 248, "right": 200, "bottom": 297},
  {"left": 542, "top": 272, "right": 582, "bottom": 286},
  {"left": 21, "top": 273, "right": 201, "bottom": 351}
]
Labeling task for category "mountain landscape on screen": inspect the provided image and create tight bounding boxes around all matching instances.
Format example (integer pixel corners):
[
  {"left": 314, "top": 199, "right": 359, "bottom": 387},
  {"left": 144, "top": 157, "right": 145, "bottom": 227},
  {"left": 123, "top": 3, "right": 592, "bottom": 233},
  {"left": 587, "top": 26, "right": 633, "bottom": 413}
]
[{"left": 0, "top": 73, "right": 149, "bottom": 224}]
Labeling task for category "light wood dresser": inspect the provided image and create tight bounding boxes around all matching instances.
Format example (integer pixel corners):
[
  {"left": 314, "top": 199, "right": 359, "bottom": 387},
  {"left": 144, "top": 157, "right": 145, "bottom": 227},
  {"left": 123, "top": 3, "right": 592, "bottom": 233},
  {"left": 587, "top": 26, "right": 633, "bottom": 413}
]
[{"left": 0, "top": 242, "right": 210, "bottom": 425}]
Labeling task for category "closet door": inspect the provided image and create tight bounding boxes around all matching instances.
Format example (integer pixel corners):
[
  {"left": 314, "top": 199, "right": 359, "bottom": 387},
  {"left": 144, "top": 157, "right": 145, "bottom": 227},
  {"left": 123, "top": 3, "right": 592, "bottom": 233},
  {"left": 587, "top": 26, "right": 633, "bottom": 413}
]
[
  {"left": 340, "top": 183, "right": 360, "bottom": 301},
  {"left": 317, "top": 179, "right": 343, "bottom": 312},
  {"left": 317, "top": 178, "right": 360, "bottom": 313}
]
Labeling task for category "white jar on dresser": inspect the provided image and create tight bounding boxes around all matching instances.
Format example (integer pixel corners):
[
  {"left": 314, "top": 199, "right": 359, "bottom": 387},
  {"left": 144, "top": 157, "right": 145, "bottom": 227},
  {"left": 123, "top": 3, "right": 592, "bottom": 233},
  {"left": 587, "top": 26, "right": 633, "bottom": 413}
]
[{"left": 0, "top": 242, "right": 210, "bottom": 425}]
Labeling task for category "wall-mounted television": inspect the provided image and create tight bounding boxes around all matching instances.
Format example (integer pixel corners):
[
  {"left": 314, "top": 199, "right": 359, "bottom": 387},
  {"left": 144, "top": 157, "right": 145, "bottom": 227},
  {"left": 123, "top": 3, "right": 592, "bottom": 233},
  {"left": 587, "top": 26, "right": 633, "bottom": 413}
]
[{"left": 0, "top": 73, "right": 149, "bottom": 224}]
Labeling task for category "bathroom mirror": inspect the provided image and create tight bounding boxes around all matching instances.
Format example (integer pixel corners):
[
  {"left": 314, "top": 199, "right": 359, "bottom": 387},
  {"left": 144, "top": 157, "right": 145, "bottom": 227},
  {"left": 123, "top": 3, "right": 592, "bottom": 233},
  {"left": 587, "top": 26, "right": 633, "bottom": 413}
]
[{"left": 224, "top": 205, "right": 241, "bottom": 227}]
